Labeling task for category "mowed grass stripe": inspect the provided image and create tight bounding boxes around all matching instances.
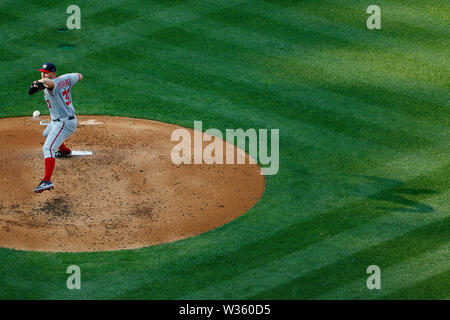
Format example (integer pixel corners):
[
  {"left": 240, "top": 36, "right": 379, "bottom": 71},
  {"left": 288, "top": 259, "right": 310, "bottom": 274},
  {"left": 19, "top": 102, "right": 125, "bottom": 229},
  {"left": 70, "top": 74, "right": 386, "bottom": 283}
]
[
  {"left": 179, "top": 18, "right": 448, "bottom": 118},
  {"left": 238, "top": 1, "right": 449, "bottom": 88},
  {"left": 5, "top": 0, "right": 448, "bottom": 125},
  {"left": 317, "top": 242, "right": 449, "bottom": 299},
  {"left": 46, "top": 148, "right": 448, "bottom": 298},
  {"left": 281, "top": 0, "right": 450, "bottom": 53},
  {"left": 141, "top": 27, "right": 447, "bottom": 148},
  {"left": 0, "top": 0, "right": 250, "bottom": 72},
  {"left": 379, "top": 270, "right": 450, "bottom": 300},
  {"left": 321, "top": 0, "right": 450, "bottom": 36},
  {"left": 86, "top": 31, "right": 444, "bottom": 158},
  {"left": 315, "top": 0, "right": 450, "bottom": 50},
  {"left": 0, "top": 0, "right": 250, "bottom": 105},
  {"left": 171, "top": 23, "right": 448, "bottom": 132},
  {"left": 47, "top": 182, "right": 445, "bottom": 299},
  {"left": 242, "top": 1, "right": 449, "bottom": 71},
  {"left": 89, "top": 56, "right": 399, "bottom": 162},
  {"left": 181, "top": 192, "right": 448, "bottom": 299},
  {"left": 0, "top": 0, "right": 144, "bottom": 43},
  {"left": 0, "top": 0, "right": 201, "bottom": 57},
  {"left": 250, "top": 215, "right": 450, "bottom": 299},
  {"left": 90, "top": 65, "right": 398, "bottom": 179},
  {"left": 197, "top": 10, "right": 448, "bottom": 105},
  {"left": 117, "top": 170, "right": 447, "bottom": 299},
  {"left": 5, "top": 0, "right": 447, "bottom": 108}
]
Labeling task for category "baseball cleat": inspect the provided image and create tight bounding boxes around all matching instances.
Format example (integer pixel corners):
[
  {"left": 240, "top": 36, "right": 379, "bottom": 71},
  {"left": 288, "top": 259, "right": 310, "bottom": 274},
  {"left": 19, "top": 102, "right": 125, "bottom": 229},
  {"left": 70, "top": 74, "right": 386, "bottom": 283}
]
[
  {"left": 34, "top": 180, "right": 54, "bottom": 193},
  {"left": 55, "top": 150, "right": 72, "bottom": 158}
]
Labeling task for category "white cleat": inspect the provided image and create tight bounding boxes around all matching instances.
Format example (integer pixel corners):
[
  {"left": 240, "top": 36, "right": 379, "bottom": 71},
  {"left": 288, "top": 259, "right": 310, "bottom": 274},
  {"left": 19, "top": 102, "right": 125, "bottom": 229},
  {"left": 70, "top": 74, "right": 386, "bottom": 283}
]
[{"left": 34, "top": 180, "right": 55, "bottom": 193}]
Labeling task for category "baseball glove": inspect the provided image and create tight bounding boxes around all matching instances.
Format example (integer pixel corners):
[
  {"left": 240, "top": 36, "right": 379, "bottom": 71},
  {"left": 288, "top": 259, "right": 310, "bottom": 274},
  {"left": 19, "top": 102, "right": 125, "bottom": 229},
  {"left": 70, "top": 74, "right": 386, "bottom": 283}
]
[{"left": 28, "top": 80, "right": 46, "bottom": 95}]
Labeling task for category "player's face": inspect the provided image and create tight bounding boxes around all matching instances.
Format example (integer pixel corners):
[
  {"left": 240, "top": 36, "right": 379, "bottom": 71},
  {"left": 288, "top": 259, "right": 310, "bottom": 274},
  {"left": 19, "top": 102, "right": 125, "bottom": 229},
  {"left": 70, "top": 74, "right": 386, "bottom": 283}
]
[{"left": 41, "top": 72, "right": 56, "bottom": 79}]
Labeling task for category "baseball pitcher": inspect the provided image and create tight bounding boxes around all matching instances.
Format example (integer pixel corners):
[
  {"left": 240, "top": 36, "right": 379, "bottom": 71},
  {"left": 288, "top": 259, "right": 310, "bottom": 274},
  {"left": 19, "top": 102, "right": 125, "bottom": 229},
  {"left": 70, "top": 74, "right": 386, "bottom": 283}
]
[{"left": 28, "top": 62, "right": 83, "bottom": 193}]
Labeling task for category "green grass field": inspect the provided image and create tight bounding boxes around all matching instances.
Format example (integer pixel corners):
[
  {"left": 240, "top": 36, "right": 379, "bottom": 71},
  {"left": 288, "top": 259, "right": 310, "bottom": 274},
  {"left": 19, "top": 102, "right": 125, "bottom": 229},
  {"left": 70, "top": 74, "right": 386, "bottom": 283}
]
[{"left": 0, "top": 0, "right": 449, "bottom": 299}]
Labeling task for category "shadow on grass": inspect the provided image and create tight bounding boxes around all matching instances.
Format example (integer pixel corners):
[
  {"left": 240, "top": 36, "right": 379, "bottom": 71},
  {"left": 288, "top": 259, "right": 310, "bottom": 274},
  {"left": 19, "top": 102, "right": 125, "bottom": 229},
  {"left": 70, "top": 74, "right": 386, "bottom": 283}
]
[{"left": 352, "top": 175, "right": 436, "bottom": 213}]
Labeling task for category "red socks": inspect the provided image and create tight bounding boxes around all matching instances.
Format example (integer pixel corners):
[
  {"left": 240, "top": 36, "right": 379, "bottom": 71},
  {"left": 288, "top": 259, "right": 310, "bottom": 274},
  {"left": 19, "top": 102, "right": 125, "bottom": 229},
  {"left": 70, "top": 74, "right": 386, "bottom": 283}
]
[
  {"left": 43, "top": 157, "right": 55, "bottom": 182},
  {"left": 43, "top": 143, "right": 70, "bottom": 182},
  {"left": 59, "top": 143, "right": 71, "bottom": 154}
]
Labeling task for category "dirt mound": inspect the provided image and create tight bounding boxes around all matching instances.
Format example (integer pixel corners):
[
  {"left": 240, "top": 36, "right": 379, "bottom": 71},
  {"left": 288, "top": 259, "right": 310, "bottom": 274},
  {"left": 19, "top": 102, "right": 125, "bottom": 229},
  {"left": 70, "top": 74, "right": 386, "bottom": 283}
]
[{"left": 0, "top": 116, "right": 265, "bottom": 252}]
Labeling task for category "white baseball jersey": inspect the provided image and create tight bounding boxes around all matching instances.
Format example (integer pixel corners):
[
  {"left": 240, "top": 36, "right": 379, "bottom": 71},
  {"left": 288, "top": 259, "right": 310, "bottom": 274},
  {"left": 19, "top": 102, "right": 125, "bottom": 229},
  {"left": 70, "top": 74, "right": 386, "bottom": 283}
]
[{"left": 43, "top": 73, "right": 81, "bottom": 120}]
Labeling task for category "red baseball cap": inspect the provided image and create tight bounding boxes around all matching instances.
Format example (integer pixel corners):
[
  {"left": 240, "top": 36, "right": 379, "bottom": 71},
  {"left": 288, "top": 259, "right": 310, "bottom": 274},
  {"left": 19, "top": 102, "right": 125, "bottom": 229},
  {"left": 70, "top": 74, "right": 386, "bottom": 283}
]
[{"left": 37, "top": 62, "right": 56, "bottom": 73}]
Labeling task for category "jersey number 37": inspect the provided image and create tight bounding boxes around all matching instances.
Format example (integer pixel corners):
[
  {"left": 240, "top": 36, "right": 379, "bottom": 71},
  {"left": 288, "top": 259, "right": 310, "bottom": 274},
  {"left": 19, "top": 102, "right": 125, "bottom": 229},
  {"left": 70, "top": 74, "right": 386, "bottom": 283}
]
[{"left": 62, "top": 89, "right": 72, "bottom": 106}]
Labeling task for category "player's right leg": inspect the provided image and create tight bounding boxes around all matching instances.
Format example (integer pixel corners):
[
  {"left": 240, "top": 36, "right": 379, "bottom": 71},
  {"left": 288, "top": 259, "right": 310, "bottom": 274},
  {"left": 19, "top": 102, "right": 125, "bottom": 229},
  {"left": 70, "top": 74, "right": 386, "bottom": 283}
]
[
  {"left": 43, "top": 122, "right": 72, "bottom": 158},
  {"left": 34, "top": 121, "right": 66, "bottom": 193}
]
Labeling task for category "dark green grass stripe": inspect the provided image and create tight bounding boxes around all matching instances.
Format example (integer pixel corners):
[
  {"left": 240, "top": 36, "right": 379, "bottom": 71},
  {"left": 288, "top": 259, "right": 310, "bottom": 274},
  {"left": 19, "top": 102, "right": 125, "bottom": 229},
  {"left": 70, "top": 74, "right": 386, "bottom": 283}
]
[
  {"left": 317, "top": 242, "right": 449, "bottom": 299},
  {"left": 198, "top": 10, "right": 448, "bottom": 104},
  {"left": 379, "top": 270, "right": 450, "bottom": 300},
  {"left": 0, "top": 10, "right": 20, "bottom": 25},
  {"left": 172, "top": 23, "right": 449, "bottom": 130},
  {"left": 181, "top": 17, "right": 448, "bottom": 109},
  {"left": 107, "top": 167, "right": 448, "bottom": 299},
  {"left": 238, "top": 2, "right": 449, "bottom": 87},
  {"left": 90, "top": 55, "right": 403, "bottom": 164},
  {"left": 2, "top": 0, "right": 446, "bottom": 120},
  {"left": 0, "top": 0, "right": 249, "bottom": 56},
  {"left": 211, "top": 1, "right": 449, "bottom": 73},
  {"left": 82, "top": 37, "right": 431, "bottom": 157},
  {"left": 10, "top": 22, "right": 446, "bottom": 146},
  {"left": 245, "top": 0, "right": 449, "bottom": 57},
  {"left": 181, "top": 192, "right": 448, "bottom": 299},
  {"left": 139, "top": 27, "right": 443, "bottom": 150},
  {"left": 250, "top": 216, "right": 450, "bottom": 299},
  {"left": 273, "top": 0, "right": 450, "bottom": 39},
  {"left": 0, "top": 1, "right": 251, "bottom": 93},
  {"left": 0, "top": 0, "right": 125, "bottom": 43},
  {"left": 0, "top": 0, "right": 161, "bottom": 45},
  {"left": 4, "top": 0, "right": 446, "bottom": 109}
]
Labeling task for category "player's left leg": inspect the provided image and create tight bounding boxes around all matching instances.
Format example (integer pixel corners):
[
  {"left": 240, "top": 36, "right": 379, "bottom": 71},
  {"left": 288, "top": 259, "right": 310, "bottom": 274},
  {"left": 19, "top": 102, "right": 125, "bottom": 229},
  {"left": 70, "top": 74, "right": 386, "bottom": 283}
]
[
  {"left": 34, "top": 120, "right": 76, "bottom": 193},
  {"left": 55, "top": 119, "right": 77, "bottom": 157},
  {"left": 55, "top": 143, "right": 72, "bottom": 158}
]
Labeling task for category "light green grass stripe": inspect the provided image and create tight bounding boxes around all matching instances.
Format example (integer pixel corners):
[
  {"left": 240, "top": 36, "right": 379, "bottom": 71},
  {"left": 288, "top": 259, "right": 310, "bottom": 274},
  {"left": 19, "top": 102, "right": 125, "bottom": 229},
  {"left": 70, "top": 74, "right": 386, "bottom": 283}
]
[
  {"left": 317, "top": 242, "right": 450, "bottom": 299},
  {"left": 5, "top": 1, "right": 447, "bottom": 108},
  {"left": 182, "top": 192, "right": 449, "bottom": 299},
  {"left": 80, "top": 53, "right": 401, "bottom": 160},
  {"left": 240, "top": 1, "right": 449, "bottom": 71},
  {"left": 251, "top": 1, "right": 449, "bottom": 55},
  {"left": 94, "top": 62, "right": 397, "bottom": 159},
  {"left": 183, "top": 18, "right": 447, "bottom": 106},
  {"left": 140, "top": 31, "right": 449, "bottom": 141},
  {"left": 89, "top": 36, "right": 446, "bottom": 155},
  {"left": 322, "top": 0, "right": 450, "bottom": 36},
  {"left": 238, "top": 1, "right": 449, "bottom": 85}
]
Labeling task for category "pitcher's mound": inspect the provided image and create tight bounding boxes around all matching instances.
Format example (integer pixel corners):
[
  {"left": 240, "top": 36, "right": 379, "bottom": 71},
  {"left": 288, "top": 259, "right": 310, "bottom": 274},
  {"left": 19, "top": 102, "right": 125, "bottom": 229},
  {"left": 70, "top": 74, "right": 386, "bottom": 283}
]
[{"left": 0, "top": 116, "right": 265, "bottom": 252}]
